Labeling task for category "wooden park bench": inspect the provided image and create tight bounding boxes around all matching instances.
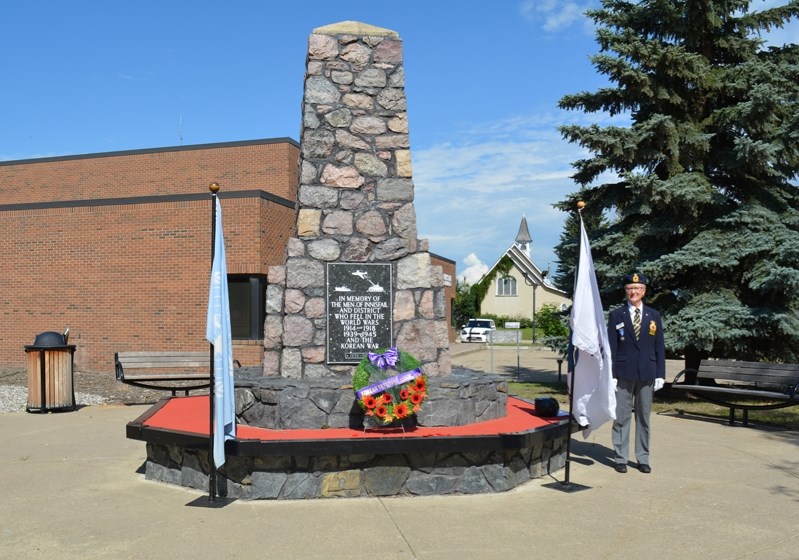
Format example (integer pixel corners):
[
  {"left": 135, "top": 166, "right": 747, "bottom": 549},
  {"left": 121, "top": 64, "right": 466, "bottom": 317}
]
[
  {"left": 671, "top": 360, "right": 799, "bottom": 426},
  {"left": 115, "top": 351, "right": 213, "bottom": 395}
]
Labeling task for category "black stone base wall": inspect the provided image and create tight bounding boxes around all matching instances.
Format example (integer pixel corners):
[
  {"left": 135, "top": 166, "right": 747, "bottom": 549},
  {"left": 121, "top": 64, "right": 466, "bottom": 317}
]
[
  {"left": 144, "top": 435, "right": 568, "bottom": 500},
  {"left": 234, "top": 368, "right": 508, "bottom": 430}
]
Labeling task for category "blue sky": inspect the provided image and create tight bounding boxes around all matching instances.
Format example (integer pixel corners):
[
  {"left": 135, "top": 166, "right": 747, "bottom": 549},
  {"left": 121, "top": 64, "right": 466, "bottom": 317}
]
[{"left": 3, "top": 1, "right": 797, "bottom": 284}]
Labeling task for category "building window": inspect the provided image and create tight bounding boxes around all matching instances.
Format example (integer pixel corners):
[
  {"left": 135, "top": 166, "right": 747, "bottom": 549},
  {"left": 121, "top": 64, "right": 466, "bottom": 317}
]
[
  {"left": 228, "top": 275, "right": 265, "bottom": 340},
  {"left": 497, "top": 275, "right": 517, "bottom": 296}
]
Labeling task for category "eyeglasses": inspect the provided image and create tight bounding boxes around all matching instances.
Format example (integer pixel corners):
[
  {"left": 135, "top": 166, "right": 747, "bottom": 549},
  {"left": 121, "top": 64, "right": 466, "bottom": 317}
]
[{"left": 624, "top": 286, "right": 645, "bottom": 293}]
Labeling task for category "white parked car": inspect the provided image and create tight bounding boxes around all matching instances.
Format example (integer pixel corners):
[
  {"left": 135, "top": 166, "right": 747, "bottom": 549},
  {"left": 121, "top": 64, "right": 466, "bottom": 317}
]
[{"left": 459, "top": 318, "right": 496, "bottom": 343}]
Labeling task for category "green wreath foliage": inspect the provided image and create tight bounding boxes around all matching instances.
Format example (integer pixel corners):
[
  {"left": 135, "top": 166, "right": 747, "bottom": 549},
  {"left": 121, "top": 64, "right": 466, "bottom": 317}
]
[{"left": 352, "top": 348, "right": 426, "bottom": 425}]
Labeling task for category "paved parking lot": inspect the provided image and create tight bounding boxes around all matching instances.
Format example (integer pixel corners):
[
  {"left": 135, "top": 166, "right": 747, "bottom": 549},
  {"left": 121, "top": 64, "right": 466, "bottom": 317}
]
[{"left": 450, "top": 341, "right": 685, "bottom": 382}]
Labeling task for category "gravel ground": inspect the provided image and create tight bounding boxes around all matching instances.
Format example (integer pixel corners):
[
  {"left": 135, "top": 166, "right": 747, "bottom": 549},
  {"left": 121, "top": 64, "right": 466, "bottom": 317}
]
[{"left": 0, "top": 365, "right": 183, "bottom": 414}]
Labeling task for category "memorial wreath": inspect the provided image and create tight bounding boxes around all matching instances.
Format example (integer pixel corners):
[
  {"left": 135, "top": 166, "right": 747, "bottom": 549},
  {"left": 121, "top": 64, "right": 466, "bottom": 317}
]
[{"left": 353, "top": 347, "right": 427, "bottom": 425}]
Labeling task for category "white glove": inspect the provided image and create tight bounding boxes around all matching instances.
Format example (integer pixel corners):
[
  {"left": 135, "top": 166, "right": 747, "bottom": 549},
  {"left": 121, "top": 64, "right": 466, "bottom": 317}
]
[
  {"left": 654, "top": 378, "right": 664, "bottom": 392},
  {"left": 613, "top": 378, "right": 618, "bottom": 390}
]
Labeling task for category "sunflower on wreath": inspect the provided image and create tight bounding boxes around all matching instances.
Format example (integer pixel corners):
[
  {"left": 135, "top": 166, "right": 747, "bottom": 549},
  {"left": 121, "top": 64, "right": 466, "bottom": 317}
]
[{"left": 352, "top": 347, "right": 427, "bottom": 425}]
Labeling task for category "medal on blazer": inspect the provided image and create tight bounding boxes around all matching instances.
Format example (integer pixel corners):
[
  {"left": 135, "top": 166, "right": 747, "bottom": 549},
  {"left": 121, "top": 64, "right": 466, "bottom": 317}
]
[
  {"left": 616, "top": 322, "right": 625, "bottom": 341},
  {"left": 649, "top": 320, "right": 657, "bottom": 336}
]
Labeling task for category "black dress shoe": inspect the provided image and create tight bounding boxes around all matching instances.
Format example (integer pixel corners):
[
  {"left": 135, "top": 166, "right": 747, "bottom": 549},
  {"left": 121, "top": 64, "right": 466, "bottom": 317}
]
[
  {"left": 614, "top": 463, "right": 627, "bottom": 473},
  {"left": 638, "top": 463, "right": 652, "bottom": 474}
]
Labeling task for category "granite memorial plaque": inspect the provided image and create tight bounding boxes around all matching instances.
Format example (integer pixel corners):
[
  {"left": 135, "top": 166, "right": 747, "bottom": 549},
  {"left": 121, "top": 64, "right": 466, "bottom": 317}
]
[{"left": 326, "top": 263, "right": 393, "bottom": 364}]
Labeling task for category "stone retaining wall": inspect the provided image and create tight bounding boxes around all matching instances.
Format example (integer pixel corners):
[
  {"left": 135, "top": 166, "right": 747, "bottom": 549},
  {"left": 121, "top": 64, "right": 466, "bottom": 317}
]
[
  {"left": 235, "top": 368, "right": 508, "bottom": 429},
  {"left": 145, "top": 435, "right": 568, "bottom": 499}
]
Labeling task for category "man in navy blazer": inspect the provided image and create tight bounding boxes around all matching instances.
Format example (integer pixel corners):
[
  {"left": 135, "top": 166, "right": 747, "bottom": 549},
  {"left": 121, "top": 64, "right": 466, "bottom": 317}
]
[{"left": 607, "top": 272, "right": 666, "bottom": 474}]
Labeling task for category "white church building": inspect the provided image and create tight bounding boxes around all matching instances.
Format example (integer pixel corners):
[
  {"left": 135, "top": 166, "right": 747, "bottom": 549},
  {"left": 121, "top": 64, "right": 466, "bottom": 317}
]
[{"left": 478, "top": 216, "right": 570, "bottom": 323}]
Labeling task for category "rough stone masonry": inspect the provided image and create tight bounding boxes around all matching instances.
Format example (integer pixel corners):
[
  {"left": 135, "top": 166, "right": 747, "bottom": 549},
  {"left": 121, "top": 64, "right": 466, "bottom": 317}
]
[{"left": 264, "top": 21, "right": 451, "bottom": 379}]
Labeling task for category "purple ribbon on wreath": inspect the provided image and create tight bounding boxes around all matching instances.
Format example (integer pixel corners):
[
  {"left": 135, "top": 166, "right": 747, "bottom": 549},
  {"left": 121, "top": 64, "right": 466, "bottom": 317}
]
[
  {"left": 355, "top": 368, "right": 422, "bottom": 400},
  {"left": 368, "top": 347, "right": 398, "bottom": 369}
]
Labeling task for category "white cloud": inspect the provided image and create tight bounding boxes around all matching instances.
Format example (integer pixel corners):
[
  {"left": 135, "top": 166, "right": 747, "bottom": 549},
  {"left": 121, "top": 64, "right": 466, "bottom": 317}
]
[
  {"left": 460, "top": 253, "right": 489, "bottom": 285},
  {"left": 413, "top": 109, "right": 604, "bottom": 276},
  {"left": 520, "top": 0, "right": 798, "bottom": 41},
  {"left": 519, "top": 0, "right": 597, "bottom": 33}
]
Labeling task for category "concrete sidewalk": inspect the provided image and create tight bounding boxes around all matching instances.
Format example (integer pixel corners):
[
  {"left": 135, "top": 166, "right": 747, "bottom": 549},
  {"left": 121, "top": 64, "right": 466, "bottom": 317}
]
[{"left": 1, "top": 399, "right": 797, "bottom": 559}]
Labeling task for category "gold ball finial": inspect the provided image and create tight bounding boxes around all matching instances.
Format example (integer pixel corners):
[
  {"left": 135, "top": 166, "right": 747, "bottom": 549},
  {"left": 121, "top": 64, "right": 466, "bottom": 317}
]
[
  {"left": 577, "top": 200, "right": 586, "bottom": 209},
  {"left": 209, "top": 182, "right": 220, "bottom": 193}
]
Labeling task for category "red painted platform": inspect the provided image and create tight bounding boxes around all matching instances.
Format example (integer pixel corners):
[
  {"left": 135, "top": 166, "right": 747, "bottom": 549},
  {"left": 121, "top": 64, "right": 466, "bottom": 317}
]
[
  {"left": 129, "top": 395, "right": 574, "bottom": 499},
  {"left": 141, "top": 395, "right": 560, "bottom": 439}
]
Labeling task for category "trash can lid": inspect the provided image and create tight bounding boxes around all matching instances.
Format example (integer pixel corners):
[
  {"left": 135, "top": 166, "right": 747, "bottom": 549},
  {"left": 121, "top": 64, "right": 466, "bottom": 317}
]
[{"left": 32, "top": 331, "right": 67, "bottom": 347}]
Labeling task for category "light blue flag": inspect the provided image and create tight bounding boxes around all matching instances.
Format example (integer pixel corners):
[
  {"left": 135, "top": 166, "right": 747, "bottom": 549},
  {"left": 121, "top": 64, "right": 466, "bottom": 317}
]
[
  {"left": 206, "top": 197, "right": 236, "bottom": 468},
  {"left": 568, "top": 214, "right": 616, "bottom": 437}
]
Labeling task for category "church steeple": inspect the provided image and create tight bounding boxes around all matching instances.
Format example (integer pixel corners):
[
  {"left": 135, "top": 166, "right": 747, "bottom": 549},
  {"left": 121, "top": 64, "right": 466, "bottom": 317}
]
[{"left": 515, "top": 215, "right": 532, "bottom": 257}]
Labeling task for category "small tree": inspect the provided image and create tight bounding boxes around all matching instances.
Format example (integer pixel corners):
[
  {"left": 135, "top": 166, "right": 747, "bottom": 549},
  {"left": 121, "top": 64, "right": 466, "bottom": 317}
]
[
  {"left": 453, "top": 278, "right": 478, "bottom": 328},
  {"left": 537, "top": 303, "right": 572, "bottom": 357},
  {"left": 536, "top": 303, "right": 570, "bottom": 338}
]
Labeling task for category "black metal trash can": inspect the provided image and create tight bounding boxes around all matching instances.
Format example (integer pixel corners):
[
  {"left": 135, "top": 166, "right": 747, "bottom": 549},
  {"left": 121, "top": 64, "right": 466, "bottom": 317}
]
[{"left": 24, "top": 330, "right": 76, "bottom": 413}]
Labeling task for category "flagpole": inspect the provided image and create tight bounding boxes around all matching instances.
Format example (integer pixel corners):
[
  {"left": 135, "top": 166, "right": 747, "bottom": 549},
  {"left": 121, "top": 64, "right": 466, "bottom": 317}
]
[
  {"left": 564, "top": 352, "right": 577, "bottom": 486},
  {"left": 559, "top": 202, "right": 588, "bottom": 490},
  {"left": 562, "top": 205, "right": 585, "bottom": 487},
  {"left": 208, "top": 182, "right": 220, "bottom": 502}
]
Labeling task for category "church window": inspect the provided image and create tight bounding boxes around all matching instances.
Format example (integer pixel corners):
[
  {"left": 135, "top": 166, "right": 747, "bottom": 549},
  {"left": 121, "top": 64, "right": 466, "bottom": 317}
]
[{"left": 497, "top": 275, "right": 517, "bottom": 296}]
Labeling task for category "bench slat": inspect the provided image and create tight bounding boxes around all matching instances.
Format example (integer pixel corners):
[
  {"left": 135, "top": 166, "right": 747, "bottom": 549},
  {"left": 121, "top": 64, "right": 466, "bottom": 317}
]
[
  {"left": 115, "top": 351, "right": 215, "bottom": 394},
  {"left": 698, "top": 360, "right": 799, "bottom": 374},
  {"left": 117, "top": 352, "right": 208, "bottom": 365},
  {"left": 671, "top": 385, "right": 795, "bottom": 401},
  {"left": 695, "top": 360, "right": 799, "bottom": 385},
  {"left": 119, "top": 361, "right": 209, "bottom": 369},
  {"left": 122, "top": 373, "right": 210, "bottom": 381},
  {"left": 697, "top": 374, "right": 794, "bottom": 386},
  {"left": 699, "top": 359, "right": 799, "bottom": 371}
]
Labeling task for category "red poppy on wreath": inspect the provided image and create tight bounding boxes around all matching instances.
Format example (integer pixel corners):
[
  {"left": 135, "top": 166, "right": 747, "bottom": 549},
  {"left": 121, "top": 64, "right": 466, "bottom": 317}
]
[
  {"left": 394, "top": 402, "right": 410, "bottom": 419},
  {"left": 362, "top": 395, "right": 378, "bottom": 410},
  {"left": 352, "top": 347, "right": 427, "bottom": 426}
]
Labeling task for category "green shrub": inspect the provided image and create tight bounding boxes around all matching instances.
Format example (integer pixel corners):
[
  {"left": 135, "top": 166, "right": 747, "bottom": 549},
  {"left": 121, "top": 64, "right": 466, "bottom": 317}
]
[{"left": 535, "top": 304, "right": 569, "bottom": 337}]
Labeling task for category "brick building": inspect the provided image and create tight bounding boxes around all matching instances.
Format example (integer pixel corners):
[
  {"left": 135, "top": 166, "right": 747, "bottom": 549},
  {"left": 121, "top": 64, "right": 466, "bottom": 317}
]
[
  {"left": 0, "top": 138, "right": 299, "bottom": 370},
  {"left": 1, "top": 137, "right": 457, "bottom": 372}
]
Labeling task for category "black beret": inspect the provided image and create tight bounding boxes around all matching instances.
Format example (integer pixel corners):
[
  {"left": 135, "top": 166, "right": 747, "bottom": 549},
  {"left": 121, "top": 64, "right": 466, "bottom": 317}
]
[{"left": 622, "top": 272, "right": 649, "bottom": 285}]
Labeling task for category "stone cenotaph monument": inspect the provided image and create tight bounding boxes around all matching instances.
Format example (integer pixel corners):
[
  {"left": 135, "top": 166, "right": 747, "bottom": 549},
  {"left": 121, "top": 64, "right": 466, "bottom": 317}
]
[
  {"left": 135, "top": 23, "right": 568, "bottom": 500},
  {"left": 264, "top": 21, "right": 451, "bottom": 380},
  {"left": 235, "top": 21, "right": 507, "bottom": 430}
]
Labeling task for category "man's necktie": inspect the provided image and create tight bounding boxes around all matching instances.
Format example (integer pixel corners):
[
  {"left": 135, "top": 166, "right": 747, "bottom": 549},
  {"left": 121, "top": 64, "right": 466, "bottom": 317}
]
[{"left": 633, "top": 308, "right": 641, "bottom": 339}]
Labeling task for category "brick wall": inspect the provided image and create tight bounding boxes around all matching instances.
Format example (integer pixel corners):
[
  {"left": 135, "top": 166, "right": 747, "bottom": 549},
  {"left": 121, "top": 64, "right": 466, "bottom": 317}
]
[
  {"left": 0, "top": 139, "right": 299, "bottom": 371},
  {"left": 2, "top": 138, "right": 299, "bottom": 203},
  {"left": 431, "top": 254, "right": 457, "bottom": 342}
]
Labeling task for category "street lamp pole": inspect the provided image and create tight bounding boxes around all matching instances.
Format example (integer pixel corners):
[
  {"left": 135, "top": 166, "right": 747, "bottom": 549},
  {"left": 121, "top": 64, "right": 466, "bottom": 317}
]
[
  {"left": 532, "top": 284, "right": 537, "bottom": 344},
  {"left": 525, "top": 269, "right": 548, "bottom": 345}
]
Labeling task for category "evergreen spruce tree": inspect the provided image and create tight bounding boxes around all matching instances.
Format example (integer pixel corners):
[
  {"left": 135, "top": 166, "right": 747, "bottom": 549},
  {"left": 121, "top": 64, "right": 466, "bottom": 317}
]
[
  {"left": 552, "top": 199, "right": 607, "bottom": 293},
  {"left": 556, "top": 0, "right": 799, "bottom": 372}
]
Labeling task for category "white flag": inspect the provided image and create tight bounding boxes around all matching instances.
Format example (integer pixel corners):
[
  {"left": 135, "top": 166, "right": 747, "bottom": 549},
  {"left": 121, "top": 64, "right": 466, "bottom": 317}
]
[
  {"left": 206, "top": 198, "right": 236, "bottom": 467},
  {"left": 569, "top": 215, "right": 616, "bottom": 437}
]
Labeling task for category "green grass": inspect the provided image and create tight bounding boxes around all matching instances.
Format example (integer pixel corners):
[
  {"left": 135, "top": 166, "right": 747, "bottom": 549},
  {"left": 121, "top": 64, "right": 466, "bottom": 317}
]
[{"left": 508, "top": 381, "right": 799, "bottom": 430}]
